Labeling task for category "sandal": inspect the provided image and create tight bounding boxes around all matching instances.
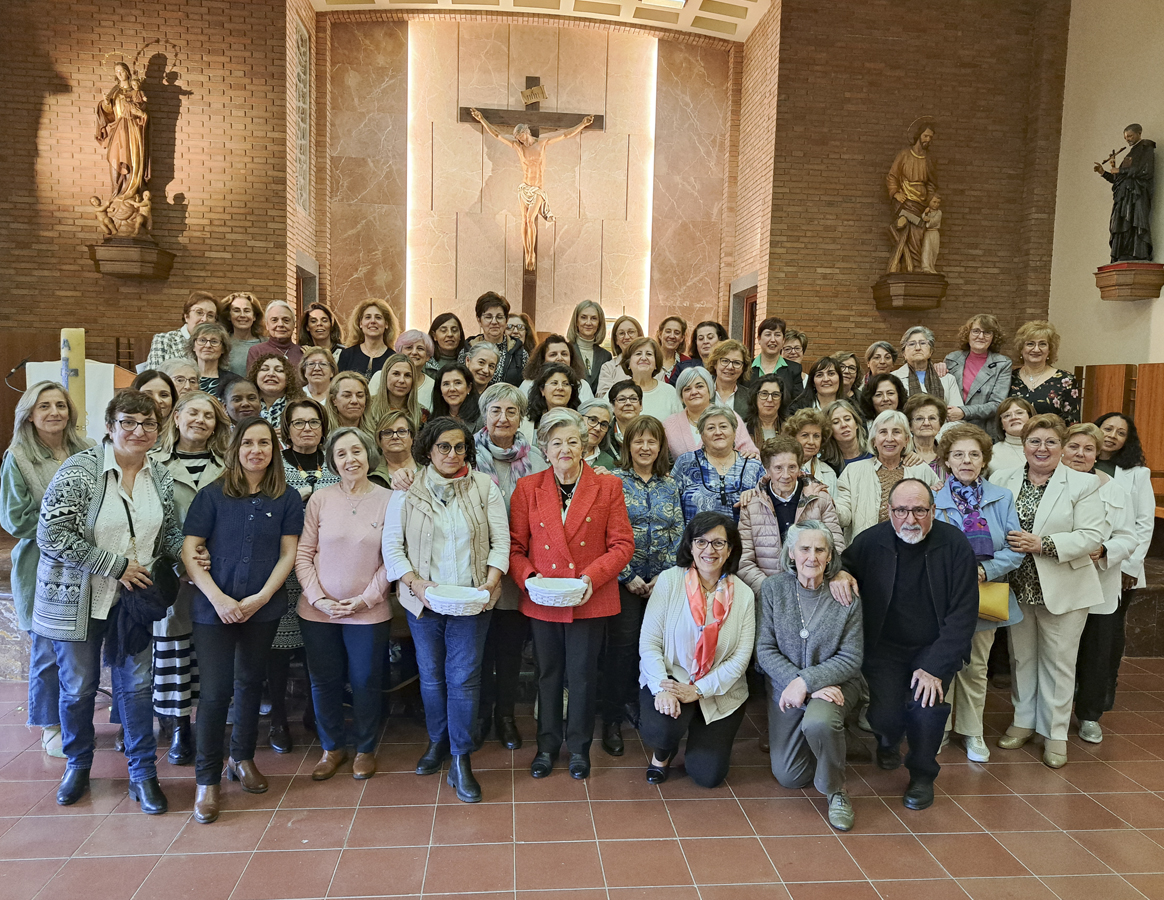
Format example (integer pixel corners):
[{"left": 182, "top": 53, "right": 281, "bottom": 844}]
[{"left": 646, "top": 749, "right": 676, "bottom": 785}]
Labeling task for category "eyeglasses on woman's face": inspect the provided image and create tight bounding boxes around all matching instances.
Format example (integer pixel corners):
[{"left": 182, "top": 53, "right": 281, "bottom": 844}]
[
  {"left": 434, "top": 441, "right": 467, "bottom": 456},
  {"left": 378, "top": 427, "right": 411, "bottom": 439},
  {"left": 692, "top": 537, "right": 729, "bottom": 551},
  {"left": 116, "top": 417, "right": 158, "bottom": 434},
  {"left": 583, "top": 414, "right": 610, "bottom": 432},
  {"left": 289, "top": 418, "right": 322, "bottom": 431}
]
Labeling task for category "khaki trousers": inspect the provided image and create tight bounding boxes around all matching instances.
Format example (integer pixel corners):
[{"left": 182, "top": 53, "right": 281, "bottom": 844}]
[
  {"left": 767, "top": 680, "right": 858, "bottom": 796},
  {"left": 944, "top": 628, "right": 996, "bottom": 738},
  {"left": 1008, "top": 604, "right": 1089, "bottom": 742}
]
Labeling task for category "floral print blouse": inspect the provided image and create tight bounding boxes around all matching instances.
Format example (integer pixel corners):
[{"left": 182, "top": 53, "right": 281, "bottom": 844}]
[
  {"left": 1008, "top": 370, "right": 1080, "bottom": 425},
  {"left": 670, "top": 449, "right": 764, "bottom": 525},
  {"left": 614, "top": 469, "right": 684, "bottom": 584},
  {"left": 1009, "top": 470, "right": 1059, "bottom": 606}
]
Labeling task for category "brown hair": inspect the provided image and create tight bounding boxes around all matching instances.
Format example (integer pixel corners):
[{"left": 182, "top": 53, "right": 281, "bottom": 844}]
[
  {"left": 903, "top": 392, "right": 948, "bottom": 427},
  {"left": 1013, "top": 320, "right": 1061, "bottom": 365},
  {"left": 217, "top": 292, "right": 264, "bottom": 339},
  {"left": 185, "top": 322, "right": 232, "bottom": 361},
  {"left": 609, "top": 315, "right": 644, "bottom": 354},
  {"left": 280, "top": 397, "right": 329, "bottom": 448},
  {"left": 1021, "top": 412, "right": 1068, "bottom": 443},
  {"left": 219, "top": 416, "right": 287, "bottom": 499},
  {"left": 994, "top": 396, "right": 1035, "bottom": 435},
  {"left": 760, "top": 434, "right": 804, "bottom": 468},
  {"left": 782, "top": 407, "right": 832, "bottom": 442},
  {"left": 105, "top": 388, "right": 160, "bottom": 429},
  {"left": 936, "top": 423, "right": 993, "bottom": 469},
  {"left": 184, "top": 291, "right": 219, "bottom": 318},
  {"left": 348, "top": 298, "right": 401, "bottom": 348},
  {"left": 619, "top": 337, "right": 663, "bottom": 378},
  {"left": 616, "top": 414, "right": 671, "bottom": 478},
  {"left": 956, "top": 314, "right": 1004, "bottom": 354},
  {"left": 247, "top": 353, "right": 303, "bottom": 402},
  {"left": 706, "top": 339, "right": 752, "bottom": 385}
]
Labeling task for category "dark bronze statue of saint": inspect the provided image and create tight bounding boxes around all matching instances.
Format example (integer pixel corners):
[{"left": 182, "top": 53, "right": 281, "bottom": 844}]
[{"left": 1094, "top": 124, "right": 1154, "bottom": 263}]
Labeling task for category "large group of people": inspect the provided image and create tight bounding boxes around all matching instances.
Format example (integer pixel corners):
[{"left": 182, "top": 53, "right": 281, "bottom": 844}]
[{"left": 2, "top": 290, "right": 1154, "bottom": 837}]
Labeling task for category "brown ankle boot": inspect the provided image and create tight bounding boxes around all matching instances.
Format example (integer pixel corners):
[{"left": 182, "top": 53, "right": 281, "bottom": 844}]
[{"left": 194, "top": 784, "right": 221, "bottom": 823}]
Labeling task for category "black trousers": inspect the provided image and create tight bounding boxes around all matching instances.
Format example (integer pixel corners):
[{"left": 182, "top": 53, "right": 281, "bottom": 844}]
[
  {"left": 529, "top": 616, "right": 606, "bottom": 755},
  {"left": 600, "top": 586, "right": 645, "bottom": 724},
  {"left": 863, "top": 644, "right": 951, "bottom": 783},
  {"left": 480, "top": 608, "right": 528, "bottom": 721},
  {"left": 1075, "top": 598, "right": 1129, "bottom": 722},
  {"left": 638, "top": 685, "right": 746, "bottom": 788},
  {"left": 192, "top": 618, "right": 280, "bottom": 786}
]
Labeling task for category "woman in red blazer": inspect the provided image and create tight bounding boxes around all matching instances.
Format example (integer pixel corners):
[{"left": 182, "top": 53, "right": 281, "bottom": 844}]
[{"left": 509, "top": 408, "right": 635, "bottom": 781}]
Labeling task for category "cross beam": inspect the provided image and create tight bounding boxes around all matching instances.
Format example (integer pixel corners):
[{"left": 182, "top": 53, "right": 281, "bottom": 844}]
[{"left": 457, "top": 108, "right": 605, "bottom": 132}]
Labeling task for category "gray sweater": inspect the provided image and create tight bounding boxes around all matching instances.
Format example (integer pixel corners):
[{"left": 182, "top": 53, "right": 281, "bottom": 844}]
[{"left": 756, "top": 571, "right": 864, "bottom": 695}]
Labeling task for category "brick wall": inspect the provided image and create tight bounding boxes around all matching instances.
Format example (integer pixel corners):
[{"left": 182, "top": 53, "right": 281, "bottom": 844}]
[
  {"left": 287, "top": 0, "right": 320, "bottom": 307},
  {"left": 741, "top": 0, "right": 1069, "bottom": 362},
  {"left": 0, "top": 0, "right": 296, "bottom": 368}
]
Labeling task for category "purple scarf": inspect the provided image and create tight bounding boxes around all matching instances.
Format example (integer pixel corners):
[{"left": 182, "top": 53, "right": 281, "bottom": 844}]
[
  {"left": 946, "top": 475, "right": 995, "bottom": 560},
  {"left": 475, "top": 427, "right": 537, "bottom": 484}
]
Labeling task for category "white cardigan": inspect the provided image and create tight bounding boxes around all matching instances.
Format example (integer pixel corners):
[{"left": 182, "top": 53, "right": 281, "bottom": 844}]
[
  {"left": 992, "top": 464, "right": 1106, "bottom": 615},
  {"left": 1093, "top": 475, "right": 1139, "bottom": 615},
  {"left": 891, "top": 363, "right": 962, "bottom": 410},
  {"left": 1111, "top": 465, "right": 1155, "bottom": 588},
  {"left": 639, "top": 566, "right": 755, "bottom": 724},
  {"left": 834, "top": 458, "right": 941, "bottom": 542}
]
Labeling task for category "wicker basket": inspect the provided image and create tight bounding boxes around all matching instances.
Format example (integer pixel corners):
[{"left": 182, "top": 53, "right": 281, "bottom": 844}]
[
  {"left": 526, "top": 576, "right": 587, "bottom": 608},
  {"left": 425, "top": 585, "right": 489, "bottom": 617}
]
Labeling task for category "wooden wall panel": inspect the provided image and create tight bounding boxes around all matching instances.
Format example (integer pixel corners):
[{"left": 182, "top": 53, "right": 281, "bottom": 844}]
[{"left": 1077, "top": 364, "right": 1135, "bottom": 423}]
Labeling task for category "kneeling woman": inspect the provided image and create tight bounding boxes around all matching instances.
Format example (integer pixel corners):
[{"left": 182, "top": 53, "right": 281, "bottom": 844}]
[
  {"left": 756, "top": 521, "right": 862, "bottom": 832},
  {"left": 638, "top": 511, "right": 755, "bottom": 788}
]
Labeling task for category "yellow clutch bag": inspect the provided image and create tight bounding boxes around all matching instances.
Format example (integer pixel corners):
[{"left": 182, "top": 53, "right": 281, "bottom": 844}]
[{"left": 978, "top": 581, "right": 1010, "bottom": 623}]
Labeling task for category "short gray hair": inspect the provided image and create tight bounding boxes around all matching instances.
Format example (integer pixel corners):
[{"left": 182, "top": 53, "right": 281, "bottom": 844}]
[
  {"left": 536, "top": 407, "right": 585, "bottom": 453},
  {"left": 865, "top": 340, "right": 897, "bottom": 363},
  {"left": 871, "top": 408, "right": 910, "bottom": 437},
  {"left": 466, "top": 342, "right": 500, "bottom": 362},
  {"left": 577, "top": 397, "right": 613, "bottom": 419},
  {"left": 900, "top": 326, "right": 935, "bottom": 349},
  {"left": 324, "top": 426, "right": 382, "bottom": 476},
  {"left": 480, "top": 381, "right": 527, "bottom": 417},
  {"left": 779, "top": 520, "right": 842, "bottom": 578},
  {"left": 675, "top": 365, "right": 714, "bottom": 399},
  {"left": 697, "top": 404, "right": 738, "bottom": 435}
]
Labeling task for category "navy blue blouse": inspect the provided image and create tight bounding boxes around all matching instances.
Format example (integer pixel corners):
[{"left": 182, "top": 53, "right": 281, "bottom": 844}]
[{"left": 183, "top": 482, "right": 305, "bottom": 625}]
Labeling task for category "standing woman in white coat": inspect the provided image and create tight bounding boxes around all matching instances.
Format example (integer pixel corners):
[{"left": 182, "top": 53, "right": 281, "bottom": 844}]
[
  {"left": 1075, "top": 414, "right": 1155, "bottom": 743},
  {"left": 993, "top": 413, "right": 1106, "bottom": 768}
]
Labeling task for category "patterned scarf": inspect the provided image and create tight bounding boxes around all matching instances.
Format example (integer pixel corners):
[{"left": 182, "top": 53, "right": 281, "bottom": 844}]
[
  {"left": 946, "top": 475, "right": 995, "bottom": 560},
  {"left": 475, "top": 428, "right": 538, "bottom": 484},
  {"left": 906, "top": 363, "right": 938, "bottom": 398},
  {"left": 684, "top": 567, "right": 735, "bottom": 683}
]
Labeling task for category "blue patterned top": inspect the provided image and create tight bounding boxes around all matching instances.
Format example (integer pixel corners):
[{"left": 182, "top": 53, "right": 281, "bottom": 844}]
[
  {"left": 614, "top": 469, "right": 684, "bottom": 583},
  {"left": 670, "top": 449, "right": 764, "bottom": 525}
]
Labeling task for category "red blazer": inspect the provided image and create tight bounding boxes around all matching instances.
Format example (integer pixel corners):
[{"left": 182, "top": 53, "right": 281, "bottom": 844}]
[{"left": 509, "top": 464, "right": 635, "bottom": 623}]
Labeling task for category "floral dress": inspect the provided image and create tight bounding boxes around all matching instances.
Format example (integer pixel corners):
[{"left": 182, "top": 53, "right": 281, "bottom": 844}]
[{"left": 1009, "top": 370, "right": 1080, "bottom": 425}]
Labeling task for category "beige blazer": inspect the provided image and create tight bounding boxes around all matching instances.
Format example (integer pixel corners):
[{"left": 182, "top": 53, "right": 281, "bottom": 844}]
[
  {"left": 834, "top": 458, "right": 941, "bottom": 542},
  {"left": 993, "top": 464, "right": 1106, "bottom": 615}
]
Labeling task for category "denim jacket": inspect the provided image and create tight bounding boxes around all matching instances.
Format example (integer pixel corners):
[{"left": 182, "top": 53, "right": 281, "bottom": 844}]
[{"left": 614, "top": 469, "right": 683, "bottom": 584}]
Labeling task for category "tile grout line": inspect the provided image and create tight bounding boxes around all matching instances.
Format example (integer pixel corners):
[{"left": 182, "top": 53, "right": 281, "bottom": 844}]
[{"left": 581, "top": 763, "right": 612, "bottom": 900}]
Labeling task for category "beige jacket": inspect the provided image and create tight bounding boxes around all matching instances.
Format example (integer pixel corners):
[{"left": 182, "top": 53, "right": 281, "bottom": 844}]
[{"left": 834, "top": 458, "right": 940, "bottom": 542}]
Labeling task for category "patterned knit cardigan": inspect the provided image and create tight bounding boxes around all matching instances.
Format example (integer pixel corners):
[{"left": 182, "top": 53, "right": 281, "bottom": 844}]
[{"left": 33, "top": 444, "right": 184, "bottom": 642}]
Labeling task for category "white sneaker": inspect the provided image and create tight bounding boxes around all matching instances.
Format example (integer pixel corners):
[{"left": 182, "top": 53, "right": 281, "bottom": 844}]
[
  {"left": 1078, "top": 720, "right": 1103, "bottom": 743},
  {"left": 963, "top": 735, "right": 990, "bottom": 763}
]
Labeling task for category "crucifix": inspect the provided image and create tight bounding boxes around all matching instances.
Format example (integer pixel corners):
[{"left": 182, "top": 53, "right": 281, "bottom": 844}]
[{"left": 461, "top": 76, "right": 603, "bottom": 316}]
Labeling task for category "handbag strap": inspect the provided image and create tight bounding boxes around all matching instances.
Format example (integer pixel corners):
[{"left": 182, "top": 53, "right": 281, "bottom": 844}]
[{"left": 120, "top": 495, "right": 139, "bottom": 562}]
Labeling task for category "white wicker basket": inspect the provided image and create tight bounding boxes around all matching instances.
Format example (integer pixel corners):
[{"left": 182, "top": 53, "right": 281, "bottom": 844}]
[
  {"left": 526, "top": 576, "right": 588, "bottom": 608},
  {"left": 426, "top": 586, "right": 489, "bottom": 617}
]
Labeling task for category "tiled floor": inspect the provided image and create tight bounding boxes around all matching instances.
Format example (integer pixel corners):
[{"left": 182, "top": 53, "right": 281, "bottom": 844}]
[{"left": 7, "top": 664, "right": 1164, "bottom": 900}]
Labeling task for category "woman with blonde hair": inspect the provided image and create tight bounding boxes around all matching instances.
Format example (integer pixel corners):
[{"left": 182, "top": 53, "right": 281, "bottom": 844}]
[
  {"left": 707, "top": 339, "right": 753, "bottom": 420},
  {"left": 0, "top": 381, "right": 92, "bottom": 758},
  {"left": 327, "top": 372, "right": 373, "bottom": 434},
  {"left": 782, "top": 407, "right": 840, "bottom": 493},
  {"left": 338, "top": 298, "right": 400, "bottom": 381},
  {"left": 567, "top": 300, "right": 610, "bottom": 392},
  {"left": 1009, "top": 320, "right": 1080, "bottom": 424},
  {"left": 393, "top": 329, "right": 436, "bottom": 410},
  {"left": 218, "top": 292, "right": 265, "bottom": 376},
  {"left": 371, "top": 353, "right": 425, "bottom": 430}
]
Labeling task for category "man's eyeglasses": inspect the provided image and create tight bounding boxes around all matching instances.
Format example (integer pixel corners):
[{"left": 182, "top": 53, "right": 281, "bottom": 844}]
[
  {"left": 117, "top": 418, "right": 159, "bottom": 434},
  {"left": 889, "top": 506, "right": 932, "bottom": 519},
  {"left": 434, "top": 441, "right": 467, "bottom": 456}
]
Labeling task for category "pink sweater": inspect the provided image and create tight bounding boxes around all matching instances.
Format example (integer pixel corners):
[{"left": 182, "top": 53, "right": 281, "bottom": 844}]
[
  {"left": 663, "top": 410, "right": 759, "bottom": 461},
  {"left": 295, "top": 484, "right": 392, "bottom": 624}
]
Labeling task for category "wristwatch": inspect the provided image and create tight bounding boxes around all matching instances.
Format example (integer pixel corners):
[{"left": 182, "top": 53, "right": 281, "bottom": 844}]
[{"left": 693, "top": 684, "right": 704, "bottom": 698}]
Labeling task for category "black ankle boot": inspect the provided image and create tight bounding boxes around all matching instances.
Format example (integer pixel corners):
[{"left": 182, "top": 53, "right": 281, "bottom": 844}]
[
  {"left": 415, "top": 740, "right": 449, "bottom": 776},
  {"left": 128, "top": 776, "right": 169, "bottom": 815},
  {"left": 57, "top": 768, "right": 90, "bottom": 806},
  {"left": 447, "top": 754, "right": 481, "bottom": 802},
  {"left": 168, "top": 716, "right": 193, "bottom": 765}
]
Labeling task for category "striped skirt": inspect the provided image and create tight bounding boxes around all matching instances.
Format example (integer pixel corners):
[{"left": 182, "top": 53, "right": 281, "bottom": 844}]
[{"left": 153, "top": 635, "right": 199, "bottom": 718}]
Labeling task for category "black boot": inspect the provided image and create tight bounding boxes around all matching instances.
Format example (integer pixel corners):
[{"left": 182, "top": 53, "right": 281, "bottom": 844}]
[
  {"left": 128, "top": 776, "right": 169, "bottom": 815},
  {"left": 601, "top": 721, "right": 624, "bottom": 757},
  {"left": 496, "top": 715, "right": 522, "bottom": 751},
  {"left": 447, "top": 754, "right": 481, "bottom": 802},
  {"left": 57, "top": 768, "right": 90, "bottom": 806},
  {"left": 168, "top": 716, "right": 193, "bottom": 766},
  {"left": 415, "top": 739, "right": 450, "bottom": 776}
]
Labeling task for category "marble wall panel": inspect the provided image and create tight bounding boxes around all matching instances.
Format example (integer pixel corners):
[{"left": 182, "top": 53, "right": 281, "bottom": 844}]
[
  {"left": 507, "top": 25, "right": 559, "bottom": 110},
  {"left": 432, "top": 123, "right": 483, "bottom": 213},
  {"left": 626, "top": 132, "right": 654, "bottom": 225},
  {"left": 557, "top": 30, "right": 610, "bottom": 118},
  {"left": 456, "top": 213, "right": 509, "bottom": 304},
  {"left": 332, "top": 155, "right": 405, "bottom": 208},
  {"left": 458, "top": 24, "right": 510, "bottom": 110},
  {"left": 601, "top": 219, "right": 651, "bottom": 324},
  {"left": 410, "top": 22, "right": 459, "bottom": 126},
  {"left": 650, "top": 218, "right": 722, "bottom": 327},
  {"left": 580, "top": 133, "right": 629, "bottom": 221},
  {"left": 605, "top": 33, "right": 657, "bottom": 136},
  {"left": 329, "top": 201, "right": 407, "bottom": 318},
  {"left": 330, "top": 111, "right": 407, "bottom": 159},
  {"left": 331, "top": 20, "right": 409, "bottom": 80},
  {"left": 554, "top": 220, "right": 604, "bottom": 320},
  {"left": 408, "top": 213, "right": 458, "bottom": 316}
]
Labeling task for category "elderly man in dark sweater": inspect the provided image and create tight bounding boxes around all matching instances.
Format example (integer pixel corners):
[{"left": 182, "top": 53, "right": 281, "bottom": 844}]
[{"left": 839, "top": 478, "right": 978, "bottom": 811}]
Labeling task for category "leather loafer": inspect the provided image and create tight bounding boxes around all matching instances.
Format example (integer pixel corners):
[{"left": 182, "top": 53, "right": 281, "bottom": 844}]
[
  {"left": 311, "top": 749, "right": 349, "bottom": 782},
  {"left": 876, "top": 745, "right": 902, "bottom": 770},
  {"left": 902, "top": 778, "right": 935, "bottom": 810},
  {"left": 415, "top": 740, "right": 449, "bottom": 776},
  {"left": 194, "top": 784, "right": 220, "bottom": 824},
  {"left": 447, "top": 754, "right": 482, "bottom": 802},
  {"left": 353, "top": 752, "right": 377, "bottom": 780},
  {"left": 225, "top": 757, "right": 268, "bottom": 793},
  {"left": 646, "top": 750, "right": 675, "bottom": 785},
  {"left": 601, "top": 721, "right": 624, "bottom": 757},
  {"left": 496, "top": 716, "right": 522, "bottom": 751},
  {"left": 530, "top": 751, "right": 557, "bottom": 778},
  {"left": 128, "top": 776, "right": 168, "bottom": 815},
  {"left": 269, "top": 722, "right": 292, "bottom": 754},
  {"left": 56, "top": 768, "right": 90, "bottom": 806},
  {"left": 569, "top": 751, "right": 591, "bottom": 780}
]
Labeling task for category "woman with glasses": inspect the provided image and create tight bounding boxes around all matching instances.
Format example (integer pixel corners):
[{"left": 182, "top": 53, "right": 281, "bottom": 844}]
[
  {"left": 577, "top": 398, "right": 617, "bottom": 471},
  {"left": 990, "top": 397, "right": 1035, "bottom": 476},
  {"left": 509, "top": 408, "right": 635, "bottom": 780},
  {"left": 621, "top": 336, "right": 681, "bottom": 421},
  {"left": 299, "top": 302, "right": 346, "bottom": 359},
  {"left": 942, "top": 315, "right": 1012, "bottom": 437},
  {"left": 638, "top": 511, "right": 755, "bottom": 787},
  {"left": 299, "top": 347, "right": 338, "bottom": 408},
  {"left": 383, "top": 417, "right": 510, "bottom": 802},
  {"left": 1008, "top": 320, "right": 1080, "bottom": 425},
  {"left": 992, "top": 414, "right": 1105, "bottom": 768},
  {"left": 34, "top": 390, "right": 184, "bottom": 812},
  {"left": 595, "top": 315, "right": 645, "bottom": 401},
  {"left": 371, "top": 410, "right": 420, "bottom": 489},
  {"left": 607, "top": 379, "right": 643, "bottom": 457},
  {"left": 745, "top": 373, "right": 785, "bottom": 446},
  {"left": 833, "top": 352, "right": 861, "bottom": 402},
  {"left": 187, "top": 322, "right": 239, "bottom": 397},
  {"left": 507, "top": 312, "right": 537, "bottom": 355},
  {"left": 218, "top": 292, "right": 265, "bottom": 376},
  {"left": 904, "top": 393, "right": 947, "bottom": 474},
  {"left": 891, "top": 326, "right": 961, "bottom": 408},
  {"left": 707, "top": 340, "right": 752, "bottom": 420},
  {"left": 158, "top": 358, "right": 201, "bottom": 402},
  {"left": 460, "top": 292, "right": 528, "bottom": 387},
  {"left": 671, "top": 405, "right": 765, "bottom": 525}
]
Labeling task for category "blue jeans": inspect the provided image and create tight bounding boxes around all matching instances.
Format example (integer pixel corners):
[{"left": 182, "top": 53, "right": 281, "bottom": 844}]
[
  {"left": 300, "top": 617, "right": 390, "bottom": 754},
  {"left": 407, "top": 608, "right": 491, "bottom": 756},
  {"left": 27, "top": 632, "right": 60, "bottom": 727},
  {"left": 53, "top": 617, "right": 157, "bottom": 781}
]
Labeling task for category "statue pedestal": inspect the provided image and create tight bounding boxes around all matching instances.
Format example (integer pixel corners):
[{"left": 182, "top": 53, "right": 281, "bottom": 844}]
[
  {"left": 1095, "top": 262, "right": 1164, "bottom": 301},
  {"left": 872, "top": 272, "right": 947, "bottom": 310},
  {"left": 88, "top": 237, "right": 175, "bottom": 279}
]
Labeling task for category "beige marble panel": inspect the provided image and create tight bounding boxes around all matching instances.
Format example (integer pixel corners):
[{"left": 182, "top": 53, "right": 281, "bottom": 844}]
[
  {"left": 331, "top": 20, "right": 408, "bottom": 78},
  {"left": 557, "top": 30, "right": 608, "bottom": 118},
  {"left": 601, "top": 219, "right": 651, "bottom": 324},
  {"left": 458, "top": 24, "right": 510, "bottom": 111},
  {"left": 626, "top": 132, "right": 654, "bottom": 225},
  {"left": 605, "top": 33, "right": 657, "bottom": 136},
  {"left": 332, "top": 156, "right": 405, "bottom": 208},
  {"left": 650, "top": 217, "right": 721, "bottom": 328},
  {"left": 432, "top": 122, "right": 482, "bottom": 214},
  {"left": 542, "top": 138, "right": 580, "bottom": 221},
  {"left": 410, "top": 22, "right": 460, "bottom": 126},
  {"left": 330, "top": 201, "right": 407, "bottom": 318},
  {"left": 330, "top": 111, "right": 407, "bottom": 160},
  {"left": 507, "top": 25, "right": 559, "bottom": 111},
  {"left": 656, "top": 41, "right": 730, "bottom": 138},
  {"left": 553, "top": 219, "right": 603, "bottom": 324},
  {"left": 409, "top": 120, "right": 433, "bottom": 213},
  {"left": 329, "top": 22, "right": 408, "bottom": 116},
  {"left": 456, "top": 212, "right": 509, "bottom": 303},
  {"left": 407, "top": 212, "right": 458, "bottom": 327},
  {"left": 579, "top": 133, "right": 628, "bottom": 221}
]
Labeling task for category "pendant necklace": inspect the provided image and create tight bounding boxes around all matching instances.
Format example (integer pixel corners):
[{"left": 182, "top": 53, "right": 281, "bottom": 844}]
[{"left": 794, "top": 580, "right": 827, "bottom": 641}]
